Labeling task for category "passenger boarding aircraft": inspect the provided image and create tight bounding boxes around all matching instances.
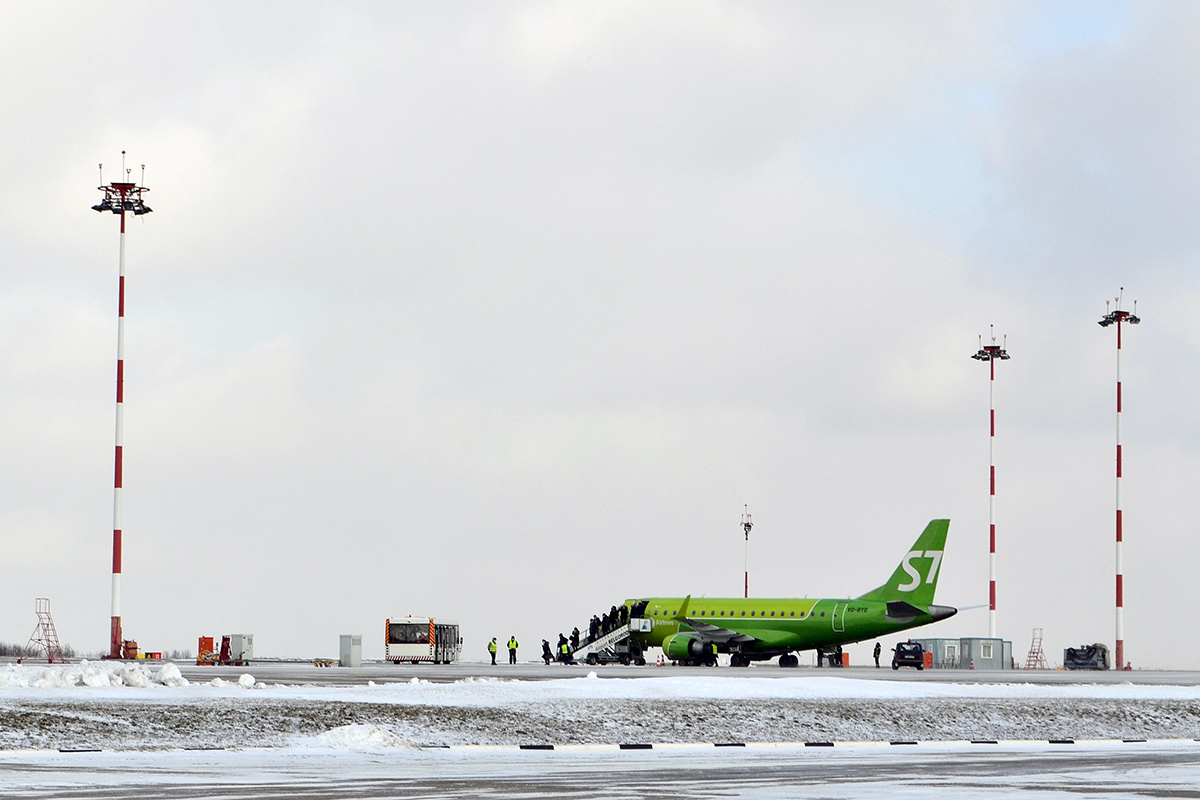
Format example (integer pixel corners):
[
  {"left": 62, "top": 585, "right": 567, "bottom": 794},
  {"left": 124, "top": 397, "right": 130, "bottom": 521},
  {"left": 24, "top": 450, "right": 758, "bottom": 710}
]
[{"left": 624, "top": 519, "right": 955, "bottom": 666}]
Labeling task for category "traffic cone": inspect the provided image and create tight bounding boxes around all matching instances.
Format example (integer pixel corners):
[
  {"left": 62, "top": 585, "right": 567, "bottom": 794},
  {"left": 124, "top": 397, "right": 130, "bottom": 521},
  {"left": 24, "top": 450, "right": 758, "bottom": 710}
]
[{"left": 657, "top": 653, "right": 664, "bottom": 667}]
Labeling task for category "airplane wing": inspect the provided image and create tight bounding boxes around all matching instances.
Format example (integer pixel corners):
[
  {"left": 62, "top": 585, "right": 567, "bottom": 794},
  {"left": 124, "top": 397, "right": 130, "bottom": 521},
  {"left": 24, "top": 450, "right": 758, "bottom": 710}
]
[
  {"left": 677, "top": 617, "right": 758, "bottom": 644},
  {"left": 672, "top": 597, "right": 757, "bottom": 644}
]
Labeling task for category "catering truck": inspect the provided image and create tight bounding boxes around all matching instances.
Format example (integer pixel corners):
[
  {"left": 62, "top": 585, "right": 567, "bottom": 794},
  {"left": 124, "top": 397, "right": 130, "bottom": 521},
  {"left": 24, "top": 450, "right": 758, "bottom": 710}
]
[{"left": 386, "top": 616, "right": 462, "bottom": 664}]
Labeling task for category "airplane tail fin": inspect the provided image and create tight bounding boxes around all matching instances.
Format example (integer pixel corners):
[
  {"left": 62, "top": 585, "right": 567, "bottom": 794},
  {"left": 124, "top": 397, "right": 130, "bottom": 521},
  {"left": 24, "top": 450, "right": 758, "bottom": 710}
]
[{"left": 856, "top": 519, "right": 949, "bottom": 607}]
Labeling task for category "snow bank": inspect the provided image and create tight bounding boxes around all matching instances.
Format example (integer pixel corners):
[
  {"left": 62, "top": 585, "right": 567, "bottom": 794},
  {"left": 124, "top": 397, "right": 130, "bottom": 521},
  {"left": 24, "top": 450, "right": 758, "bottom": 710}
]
[
  {"left": 309, "top": 724, "right": 412, "bottom": 751},
  {"left": 289, "top": 674, "right": 1200, "bottom": 707},
  {"left": 0, "top": 661, "right": 190, "bottom": 690}
]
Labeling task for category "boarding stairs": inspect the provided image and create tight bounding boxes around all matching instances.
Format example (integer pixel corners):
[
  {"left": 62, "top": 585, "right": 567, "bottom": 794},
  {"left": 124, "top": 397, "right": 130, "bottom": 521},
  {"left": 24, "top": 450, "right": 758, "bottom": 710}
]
[{"left": 571, "top": 618, "right": 653, "bottom": 665}]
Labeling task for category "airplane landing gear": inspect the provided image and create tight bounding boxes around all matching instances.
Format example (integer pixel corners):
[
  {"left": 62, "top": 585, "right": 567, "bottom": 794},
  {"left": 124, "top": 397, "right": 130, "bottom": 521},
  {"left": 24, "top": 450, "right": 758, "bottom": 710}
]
[
  {"left": 779, "top": 654, "right": 799, "bottom": 668},
  {"left": 730, "top": 653, "right": 750, "bottom": 667}
]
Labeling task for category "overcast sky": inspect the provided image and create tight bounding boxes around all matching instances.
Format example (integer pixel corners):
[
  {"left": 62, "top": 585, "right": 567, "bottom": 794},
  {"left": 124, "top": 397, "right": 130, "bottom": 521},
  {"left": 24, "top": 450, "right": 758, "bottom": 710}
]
[{"left": 2, "top": 2, "right": 1198, "bottom": 668}]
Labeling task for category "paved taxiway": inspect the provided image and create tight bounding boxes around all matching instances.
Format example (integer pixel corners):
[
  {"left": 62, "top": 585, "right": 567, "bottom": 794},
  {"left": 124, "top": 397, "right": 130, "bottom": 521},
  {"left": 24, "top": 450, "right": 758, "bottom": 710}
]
[
  {"left": 180, "top": 660, "right": 1200, "bottom": 686},
  {"left": 5, "top": 743, "right": 1199, "bottom": 799}
]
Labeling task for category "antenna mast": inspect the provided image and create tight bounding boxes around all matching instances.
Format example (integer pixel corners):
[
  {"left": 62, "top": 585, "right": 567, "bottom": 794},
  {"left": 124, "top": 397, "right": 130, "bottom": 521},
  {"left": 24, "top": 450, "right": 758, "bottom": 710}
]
[
  {"left": 741, "top": 505, "right": 752, "bottom": 598},
  {"left": 92, "top": 152, "right": 152, "bottom": 659},
  {"left": 1098, "top": 289, "right": 1140, "bottom": 671},
  {"left": 971, "top": 325, "right": 1009, "bottom": 639}
]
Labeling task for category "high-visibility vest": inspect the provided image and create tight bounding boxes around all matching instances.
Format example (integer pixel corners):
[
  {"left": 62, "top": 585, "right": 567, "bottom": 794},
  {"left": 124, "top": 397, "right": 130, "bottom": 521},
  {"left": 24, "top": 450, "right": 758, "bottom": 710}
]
[
  {"left": 488, "top": 641, "right": 497, "bottom": 653},
  {"left": 508, "top": 639, "right": 517, "bottom": 650},
  {"left": 560, "top": 643, "right": 569, "bottom": 654}
]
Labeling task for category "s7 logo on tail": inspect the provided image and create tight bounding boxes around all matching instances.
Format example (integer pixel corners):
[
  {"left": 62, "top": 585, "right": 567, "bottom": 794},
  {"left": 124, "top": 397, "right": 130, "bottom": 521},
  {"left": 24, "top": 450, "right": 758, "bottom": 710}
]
[{"left": 897, "top": 550, "right": 944, "bottom": 592}]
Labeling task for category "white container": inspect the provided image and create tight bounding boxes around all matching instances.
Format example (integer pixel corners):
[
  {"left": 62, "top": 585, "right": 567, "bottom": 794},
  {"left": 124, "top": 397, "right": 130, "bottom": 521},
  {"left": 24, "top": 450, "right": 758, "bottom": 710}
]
[
  {"left": 229, "top": 634, "right": 254, "bottom": 661},
  {"left": 340, "top": 634, "right": 362, "bottom": 667}
]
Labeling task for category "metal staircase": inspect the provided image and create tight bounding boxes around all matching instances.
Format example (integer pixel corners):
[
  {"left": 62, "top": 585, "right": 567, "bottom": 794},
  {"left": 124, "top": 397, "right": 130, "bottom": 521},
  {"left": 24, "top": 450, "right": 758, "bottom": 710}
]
[
  {"left": 1023, "top": 627, "right": 1048, "bottom": 670},
  {"left": 18, "top": 598, "right": 66, "bottom": 664},
  {"left": 571, "top": 618, "right": 653, "bottom": 665}
]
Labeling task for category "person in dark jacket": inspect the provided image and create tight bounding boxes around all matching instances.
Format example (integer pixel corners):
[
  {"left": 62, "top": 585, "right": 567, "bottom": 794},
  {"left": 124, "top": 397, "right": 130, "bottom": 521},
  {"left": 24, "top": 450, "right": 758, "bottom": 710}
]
[
  {"left": 873, "top": 642, "right": 882, "bottom": 668},
  {"left": 570, "top": 627, "right": 580, "bottom": 650},
  {"left": 541, "top": 639, "right": 553, "bottom": 665}
]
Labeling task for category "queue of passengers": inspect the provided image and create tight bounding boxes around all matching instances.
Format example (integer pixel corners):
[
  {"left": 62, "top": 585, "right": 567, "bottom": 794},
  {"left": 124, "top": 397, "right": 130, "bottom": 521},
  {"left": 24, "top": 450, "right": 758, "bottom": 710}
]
[
  {"left": 542, "top": 604, "right": 632, "bottom": 664},
  {"left": 585, "top": 604, "right": 629, "bottom": 645}
]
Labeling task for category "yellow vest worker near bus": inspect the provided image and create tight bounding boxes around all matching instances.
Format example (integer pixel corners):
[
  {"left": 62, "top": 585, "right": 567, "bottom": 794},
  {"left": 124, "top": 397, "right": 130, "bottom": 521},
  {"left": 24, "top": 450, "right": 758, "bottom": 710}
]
[
  {"left": 507, "top": 636, "right": 518, "bottom": 664},
  {"left": 488, "top": 637, "right": 498, "bottom": 665}
]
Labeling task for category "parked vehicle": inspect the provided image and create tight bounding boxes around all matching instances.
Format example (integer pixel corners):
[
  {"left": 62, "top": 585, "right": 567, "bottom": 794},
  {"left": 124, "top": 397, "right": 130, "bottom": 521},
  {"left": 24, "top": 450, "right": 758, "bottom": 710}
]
[{"left": 892, "top": 640, "right": 925, "bottom": 670}]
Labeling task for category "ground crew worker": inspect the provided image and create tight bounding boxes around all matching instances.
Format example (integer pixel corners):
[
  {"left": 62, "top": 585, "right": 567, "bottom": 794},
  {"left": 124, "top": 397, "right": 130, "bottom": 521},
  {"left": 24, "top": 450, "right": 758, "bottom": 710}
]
[
  {"left": 488, "top": 637, "right": 498, "bottom": 665},
  {"left": 559, "top": 638, "right": 572, "bottom": 664},
  {"left": 710, "top": 642, "right": 718, "bottom": 666},
  {"left": 874, "top": 642, "right": 882, "bottom": 668},
  {"left": 570, "top": 627, "right": 581, "bottom": 650},
  {"left": 507, "top": 636, "right": 518, "bottom": 664},
  {"left": 541, "top": 639, "right": 552, "bottom": 665}
]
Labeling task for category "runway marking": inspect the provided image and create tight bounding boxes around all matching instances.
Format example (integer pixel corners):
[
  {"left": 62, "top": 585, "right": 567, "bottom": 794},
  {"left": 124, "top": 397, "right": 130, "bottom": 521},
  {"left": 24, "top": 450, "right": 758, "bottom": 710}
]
[{"left": 3, "top": 738, "right": 1198, "bottom": 757}]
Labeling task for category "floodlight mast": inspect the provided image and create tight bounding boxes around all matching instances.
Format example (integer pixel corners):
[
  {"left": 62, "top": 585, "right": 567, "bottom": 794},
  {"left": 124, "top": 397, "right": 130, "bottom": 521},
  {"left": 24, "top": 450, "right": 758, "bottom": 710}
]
[
  {"left": 92, "top": 151, "right": 152, "bottom": 659},
  {"left": 971, "top": 325, "right": 1009, "bottom": 640},
  {"left": 1098, "top": 289, "right": 1139, "bottom": 671},
  {"left": 741, "top": 506, "right": 752, "bottom": 598}
]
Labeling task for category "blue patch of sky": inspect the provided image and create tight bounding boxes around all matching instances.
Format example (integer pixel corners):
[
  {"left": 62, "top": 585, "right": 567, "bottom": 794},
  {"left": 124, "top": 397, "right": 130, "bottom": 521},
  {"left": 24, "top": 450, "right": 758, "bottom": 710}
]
[
  {"left": 1009, "top": 0, "right": 1134, "bottom": 62},
  {"left": 795, "top": 79, "right": 1008, "bottom": 251},
  {"left": 793, "top": 1, "right": 1139, "bottom": 268}
]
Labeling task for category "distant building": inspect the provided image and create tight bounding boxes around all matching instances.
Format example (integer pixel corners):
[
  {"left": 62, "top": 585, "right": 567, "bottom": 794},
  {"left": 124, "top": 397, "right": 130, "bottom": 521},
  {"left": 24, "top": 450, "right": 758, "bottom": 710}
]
[{"left": 912, "top": 637, "right": 1012, "bottom": 670}]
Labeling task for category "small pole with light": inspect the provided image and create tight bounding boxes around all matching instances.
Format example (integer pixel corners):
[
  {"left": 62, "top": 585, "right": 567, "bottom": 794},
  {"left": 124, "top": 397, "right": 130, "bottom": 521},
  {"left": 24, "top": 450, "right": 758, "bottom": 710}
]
[
  {"left": 1098, "top": 289, "right": 1140, "bottom": 671},
  {"left": 92, "top": 151, "right": 152, "bottom": 659},
  {"left": 741, "top": 505, "right": 752, "bottom": 598},
  {"left": 971, "top": 326, "right": 1009, "bottom": 640}
]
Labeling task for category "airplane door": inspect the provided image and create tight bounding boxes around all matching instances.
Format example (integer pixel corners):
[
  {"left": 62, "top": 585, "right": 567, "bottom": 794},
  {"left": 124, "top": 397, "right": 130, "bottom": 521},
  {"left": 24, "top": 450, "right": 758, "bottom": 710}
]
[{"left": 832, "top": 604, "right": 846, "bottom": 633}]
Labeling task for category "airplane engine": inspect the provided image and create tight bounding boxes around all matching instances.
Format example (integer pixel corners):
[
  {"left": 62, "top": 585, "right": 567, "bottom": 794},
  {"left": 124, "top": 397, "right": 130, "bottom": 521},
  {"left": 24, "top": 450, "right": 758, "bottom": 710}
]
[{"left": 662, "top": 633, "right": 708, "bottom": 662}]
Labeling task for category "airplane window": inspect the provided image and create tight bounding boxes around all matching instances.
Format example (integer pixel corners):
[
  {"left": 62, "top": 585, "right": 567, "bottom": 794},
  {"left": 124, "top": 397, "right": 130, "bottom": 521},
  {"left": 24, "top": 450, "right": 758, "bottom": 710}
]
[
  {"left": 750, "top": 611, "right": 755, "bottom": 617},
  {"left": 720, "top": 611, "right": 724, "bottom": 616},
  {"left": 820, "top": 612, "right": 825, "bottom": 617},
  {"left": 790, "top": 612, "right": 795, "bottom": 617},
  {"left": 770, "top": 611, "right": 775, "bottom": 617},
  {"left": 741, "top": 611, "right": 746, "bottom": 617}
]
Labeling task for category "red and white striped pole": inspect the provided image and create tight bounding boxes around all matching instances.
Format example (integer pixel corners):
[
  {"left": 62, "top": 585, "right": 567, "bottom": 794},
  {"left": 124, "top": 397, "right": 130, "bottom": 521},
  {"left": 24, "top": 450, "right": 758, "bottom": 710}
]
[
  {"left": 972, "top": 328, "right": 1008, "bottom": 640},
  {"left": 93, "top": 154, "right": 151, "bottom": 659},
  {"left": 1099, "top": 291, "right": 1138, "bottom": 671}
]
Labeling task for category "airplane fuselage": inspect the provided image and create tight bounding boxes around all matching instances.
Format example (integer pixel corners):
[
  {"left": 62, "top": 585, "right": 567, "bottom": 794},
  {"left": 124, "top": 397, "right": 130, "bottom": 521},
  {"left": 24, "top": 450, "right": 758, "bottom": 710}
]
[{"left": 626, "top": 596, "right": 956, "bottom": 661}]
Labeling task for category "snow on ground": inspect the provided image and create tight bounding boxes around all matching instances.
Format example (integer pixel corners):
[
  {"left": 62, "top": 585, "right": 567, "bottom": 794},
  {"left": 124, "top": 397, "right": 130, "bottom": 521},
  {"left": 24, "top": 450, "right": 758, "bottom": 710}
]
[
  {"left": 2, "top": 742, "right": 1200, "bottom": 799},
  {"left": 1, "top": 664, "right": 1200, "bottom": 751},
  {"left": 5, "top": 662, "right": 1200, "bottom": 703},
  {"left": 3, "top": 666, "right": 1200, "bottom": 797}
]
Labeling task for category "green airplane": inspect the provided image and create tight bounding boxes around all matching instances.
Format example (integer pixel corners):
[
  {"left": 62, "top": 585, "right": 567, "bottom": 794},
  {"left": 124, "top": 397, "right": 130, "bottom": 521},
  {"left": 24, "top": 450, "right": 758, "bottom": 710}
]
[{"left": 623, "top": 519, "right": 955, "bottom": 667}]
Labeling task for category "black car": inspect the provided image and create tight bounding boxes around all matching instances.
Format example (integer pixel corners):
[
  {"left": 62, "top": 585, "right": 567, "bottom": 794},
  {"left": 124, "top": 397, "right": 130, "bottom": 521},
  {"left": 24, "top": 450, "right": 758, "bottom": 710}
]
[{"left": 892, "top": 641, "right": 925, "bottom": 670}]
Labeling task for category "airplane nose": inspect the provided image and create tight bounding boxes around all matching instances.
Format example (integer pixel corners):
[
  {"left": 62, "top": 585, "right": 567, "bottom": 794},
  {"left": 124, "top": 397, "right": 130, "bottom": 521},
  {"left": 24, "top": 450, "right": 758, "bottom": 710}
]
[{"left": 928, "top": 604, "right": 958, "bottom": 621}]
